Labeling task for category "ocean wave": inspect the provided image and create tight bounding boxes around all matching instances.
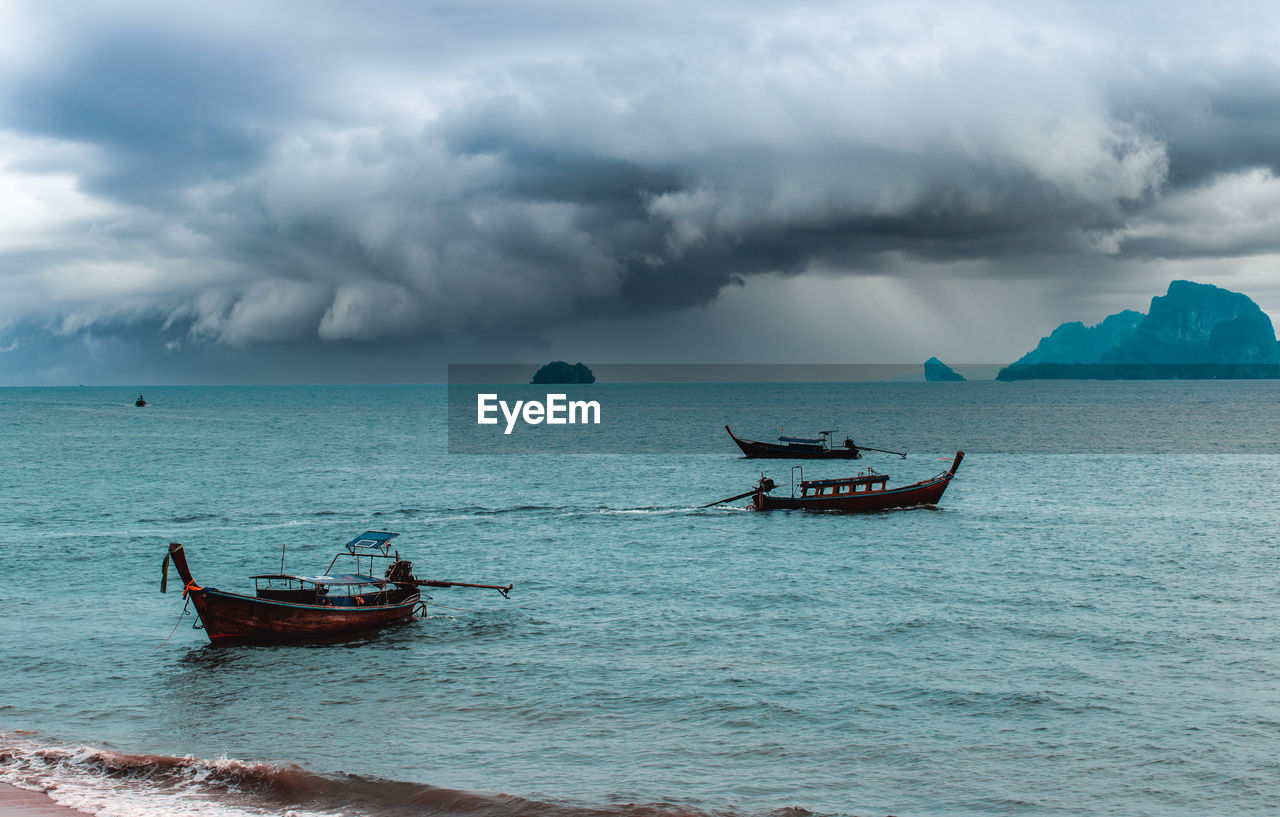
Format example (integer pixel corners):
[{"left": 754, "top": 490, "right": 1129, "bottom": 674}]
[
  {"left": 594, "top": 507, "right": 720, "bottom": 516},
  {"left": 0, "top": 735, "right": 821, "bottom": 817},
  {"left": 171, "top": 513, "right": 224, "bottom": 523},
  {"left": 428, "top": 505, "right": 570, "bottom": 517}
]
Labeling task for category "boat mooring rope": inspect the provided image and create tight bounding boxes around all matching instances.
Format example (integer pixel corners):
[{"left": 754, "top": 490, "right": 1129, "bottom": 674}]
[{"left": 155, "top": 598, "right": 191, "bottom": 649}]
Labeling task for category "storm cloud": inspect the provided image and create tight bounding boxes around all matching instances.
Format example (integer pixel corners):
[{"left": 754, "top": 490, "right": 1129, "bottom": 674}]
[{"left": 2, "top": 1, "right": 1280, "bottom": 380}]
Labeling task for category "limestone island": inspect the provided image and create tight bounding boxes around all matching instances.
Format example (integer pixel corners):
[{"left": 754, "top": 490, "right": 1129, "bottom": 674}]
[
  {"left": 531, "top": 361, "right": 596, "bottom": 384},
  {"left": 998, "top": 280, "right": 1280, "bottom": 380},
  {"left": 924, "top": 357, "right": 965, "bottom": 381}
]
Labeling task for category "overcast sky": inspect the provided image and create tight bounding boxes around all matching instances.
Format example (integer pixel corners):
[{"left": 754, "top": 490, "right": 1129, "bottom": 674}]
[{"left": 3, "top": 0, "right": 1280, "bottom": 383}]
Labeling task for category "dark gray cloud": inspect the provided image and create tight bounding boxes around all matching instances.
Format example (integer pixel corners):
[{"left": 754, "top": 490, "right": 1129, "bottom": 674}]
[{"left": 2, "top": 0, "right": 1280, "bottom": 381}]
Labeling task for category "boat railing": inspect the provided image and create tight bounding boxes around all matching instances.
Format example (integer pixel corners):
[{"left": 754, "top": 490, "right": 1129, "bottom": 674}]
[
  {"left": 252, "top": 572, "right": 394, "bottom": 604},
  {"left": 790, "top": 465, "right": 803, "bottom": 497}
]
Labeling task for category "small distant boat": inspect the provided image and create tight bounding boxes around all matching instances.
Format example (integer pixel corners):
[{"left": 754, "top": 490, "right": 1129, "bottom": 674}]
[
  {"left": 725, "top": 425, "right": 905, "bottom": 459},
  {"left": 163, "top": 531, "right": 512, "bottom": 644},
  {"left": 135, "top": 395, "right": 147, "bottom": 407},
  {"left": 706, "top": 452, "right": 964, "bottom": 513}
]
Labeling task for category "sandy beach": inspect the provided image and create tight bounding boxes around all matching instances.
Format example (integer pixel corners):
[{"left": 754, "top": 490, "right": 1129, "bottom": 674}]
[{"left": 0, "top": 785, "right": 90, "bottom": 817}]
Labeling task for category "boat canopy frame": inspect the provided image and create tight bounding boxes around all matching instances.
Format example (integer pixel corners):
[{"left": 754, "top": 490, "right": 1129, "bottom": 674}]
[
  {"left": 323, "top": 530, "right": 403, "bottom": 578},
  {"left": 247, "top": 531, "right": 405, "bottom": 596},
  {"left": 790, "top": 464, "right": 894, "bottom": 498},
  {"left": 250, "top": 573, "right": 386, "bottom": 588}
]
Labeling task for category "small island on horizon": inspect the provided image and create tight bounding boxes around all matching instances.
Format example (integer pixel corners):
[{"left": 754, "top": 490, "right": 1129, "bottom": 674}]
[
  {"left": 924, "top": 357, "right": 966, "bottom": 381},
  {"left": 997, "top": 280, "right": 1280, "bottom": 380},
  {"left": 531, "top": 361, "right": 596, "bottom": 384}
]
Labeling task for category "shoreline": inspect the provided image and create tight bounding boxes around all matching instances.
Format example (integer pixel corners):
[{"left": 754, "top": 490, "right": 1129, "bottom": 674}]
[{"left": 0, "top": 784, "right": 91, "bottom": 817}]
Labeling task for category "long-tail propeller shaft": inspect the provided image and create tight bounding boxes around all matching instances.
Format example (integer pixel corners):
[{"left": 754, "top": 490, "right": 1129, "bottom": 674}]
[{"left": 703, "top": 476, "right": 776, "bottom": 508}]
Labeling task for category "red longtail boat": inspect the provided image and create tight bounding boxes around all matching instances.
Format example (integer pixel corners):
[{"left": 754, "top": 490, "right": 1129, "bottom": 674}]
[
  {"left": 163, "top": 531, "right": 511, "bottom": 644},
  {"left": 707, "top": 452, "right": 964, "bottom": 512}
]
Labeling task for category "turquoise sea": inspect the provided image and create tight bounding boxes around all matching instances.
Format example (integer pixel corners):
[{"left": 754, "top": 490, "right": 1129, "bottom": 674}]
[{"left": 2, "top": 382, "right": 1279, "bottom": 816}]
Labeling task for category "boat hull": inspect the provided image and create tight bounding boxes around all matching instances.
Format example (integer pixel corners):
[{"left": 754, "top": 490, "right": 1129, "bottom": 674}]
[
  {"left": 187, "top": 587, "right": 421, "bottom": 644},
  {"left": 753, "top": 473, "right": 954, "bottom": 512},
  {"left": 726, "top": 426, "right": 861, "bottom": 459},
  {"left": 167, "top": 542, "right": 421, "bottom": 644},
  {"left": 752, "top": 451, "right": 964, "bottom": 513}
]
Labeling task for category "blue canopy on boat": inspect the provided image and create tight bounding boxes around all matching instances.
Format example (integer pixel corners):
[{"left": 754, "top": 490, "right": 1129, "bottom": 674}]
[
  {"left": 343, "top": 531, "right": 399, "bottom": 552},
  {"left": 289, "top": 573, "right": 384, "bottom": 586},
  {"left": 778, "top": 435, "right": 823, "bottom": 445}
]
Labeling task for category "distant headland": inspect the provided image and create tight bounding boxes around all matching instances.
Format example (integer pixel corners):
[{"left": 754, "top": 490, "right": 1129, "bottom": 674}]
[
  {"left": 998, "top": 281, "right": 1280, "bottom": 380},
  {"left": 531, "top": 361, "right": 596, "bottom": 384}
]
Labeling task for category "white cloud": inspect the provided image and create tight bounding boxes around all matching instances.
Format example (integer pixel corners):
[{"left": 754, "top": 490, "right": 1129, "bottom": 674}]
[
  {"left": 0, "top": 131, "right": 121, "bottom": 252},
  {"left": 1120, "top": 167, "right": 1280, "bottom": 256},
  {"left": 215, "top": 279, "right": 333, "bottom": 346},
  {"left": 319, "top": 280, "right": 423, "bottom": 341}
]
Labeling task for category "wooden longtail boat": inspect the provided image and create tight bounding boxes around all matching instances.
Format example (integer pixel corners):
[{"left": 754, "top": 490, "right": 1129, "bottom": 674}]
[
  {"left": 708, "top": 452, "right": 964, "bottom": 512},
  {"left": 163, "top": 531, "right": 511, "bottom": 644},
  {"left": 725, "top": 425, "right": 861, "bottom": 458},
  {"left": 725, "top": 426, "right": 907, "bottom": 460}
]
